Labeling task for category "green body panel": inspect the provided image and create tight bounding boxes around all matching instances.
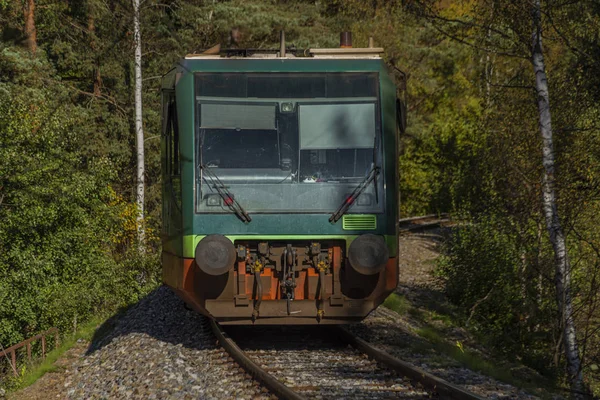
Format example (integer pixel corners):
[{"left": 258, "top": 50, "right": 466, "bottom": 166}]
[
  {"left": 161, "top": 57, "right": 399, "bottom": 258},
  {"left": 181, "top": 234, "right": 398, "bottom": 259}
]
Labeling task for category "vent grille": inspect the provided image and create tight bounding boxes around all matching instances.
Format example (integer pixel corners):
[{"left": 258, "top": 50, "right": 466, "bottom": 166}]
[{"left": 342, "top": 214, "right": 377, "bottom": 230}]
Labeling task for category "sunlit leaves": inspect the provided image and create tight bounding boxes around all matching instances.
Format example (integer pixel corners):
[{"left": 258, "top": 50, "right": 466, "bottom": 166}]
[{"left": 0, "top": 49, "right": 159, "bottom": 347}]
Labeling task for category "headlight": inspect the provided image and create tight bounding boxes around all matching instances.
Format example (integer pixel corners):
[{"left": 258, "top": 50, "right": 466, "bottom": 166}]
[
  {"left": 347, "top": 234, "right": 389, "bottom": 275},
  {"left": 195, "top": 235, "right": 236, "bottom": 276},
  {"left": 206, "top": 194, "right": 221, "bottom": 206},
  {"left": 280, "top": 102, "right": 294, "bottom": 113}
]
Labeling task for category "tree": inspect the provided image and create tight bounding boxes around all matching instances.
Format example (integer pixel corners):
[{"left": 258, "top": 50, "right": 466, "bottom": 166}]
[
  {"left": 132, "top": 0, "right": 145, "bottom": 250},
  {"left": 531, "top": 0, "right": 584, "bottom": 395},
  {"left": 23, "top": 0, "right": 36, "bottom": 53},
  {"left": 405, "top": 0, "right": 596, "bottom": 393},
  {"left": 0, "top": 48, "right": 160, "bottom": 348},
  {"left": 87, "top": 0, "right": 102, "bottom": 96}
]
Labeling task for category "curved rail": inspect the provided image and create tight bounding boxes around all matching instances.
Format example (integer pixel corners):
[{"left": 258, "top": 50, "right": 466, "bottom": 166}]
[
  {"left": 335, "top": 326, "right": 485, "bottom": 400},
  {"left": 398, "top": 213, "right": 450, "bottom": 234},
  {"left": 398, "top": 213, "right": 447, "bottom": 223},
  {"left": 209, "top": 319, "right": 305, "bottom": 400},
  {"left": 212, "top": 319, "right": 485, "bottom": 400}
]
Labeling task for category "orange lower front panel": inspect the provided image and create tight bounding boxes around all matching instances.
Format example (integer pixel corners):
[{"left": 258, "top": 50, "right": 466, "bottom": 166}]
[{"left": 162, "top": 252, "right": 398, "bottom": 325}]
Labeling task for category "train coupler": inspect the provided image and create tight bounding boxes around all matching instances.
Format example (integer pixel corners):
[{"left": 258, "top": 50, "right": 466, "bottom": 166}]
[
  {"left": 251, "top": 260, "right": 264, "bottom": 323},
  {"left": 316, "top": 259, "right": 328, "bottom": 322},
  {"left": 316, "top": 309, "right": 325, "bottom": 322}
]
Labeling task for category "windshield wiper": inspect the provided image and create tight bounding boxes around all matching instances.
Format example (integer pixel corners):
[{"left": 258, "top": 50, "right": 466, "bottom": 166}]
[
  {"left": 201, "top": 165, "right": 251, "bottom": 223},
  {"left": 329, "top": 165, "right": 380, "bottom": 223}
]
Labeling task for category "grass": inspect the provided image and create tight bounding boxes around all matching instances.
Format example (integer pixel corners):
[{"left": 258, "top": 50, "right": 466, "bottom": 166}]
[
  {"left": 415, "top": 326, "right": 514, "bottom": 381},
  {"left": 382, "top": 293, "right": 558, "bottom": 398},
  {"left": 382, "top": 293, "right": 411, "bottom": 315},
  {"left": 428, "top": 311, "right": 453, "bottom": 326},
  {"left": 8, "top": 312, "right": 119, "bottom": 391},
  {"left": 5, "top": 295, "right": 141, "bottom": 393},
  {"left": 414, "top": 325, "right": 558, "bottom": 397}
]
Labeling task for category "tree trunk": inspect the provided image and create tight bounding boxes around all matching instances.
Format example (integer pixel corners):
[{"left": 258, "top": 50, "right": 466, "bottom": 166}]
[
  {"left": 23, "top": 0, "right": 37, "bottom": 54},
  {"left": 88, "top": 12, "right": 103, "bottom": 97},
  {"left": 133, "top": 0, "right": 145, "bottom": 251},
  {"left": 92, "top": 64, "right": 103, "bottom": 97},
  {"left": 531, "top": 0, "right": 584, "bottom": 396},
  {"left": 87, "top": 9, "right": 103, "bottom": 97}
]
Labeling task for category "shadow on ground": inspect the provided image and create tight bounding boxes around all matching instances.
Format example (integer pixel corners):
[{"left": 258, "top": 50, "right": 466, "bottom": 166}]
[{"left": 85, "top": 286, "right": 213, "bottom": 356}]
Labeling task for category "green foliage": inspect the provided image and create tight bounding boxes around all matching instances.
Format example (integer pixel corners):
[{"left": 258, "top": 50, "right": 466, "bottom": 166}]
[
  {"left": 5, "top": 314, "right": 108, "bottom": 391},
  {"left": 414, "top": 324, "right": 554, "bottom": 397},
  {"left": 0, "top": 48, "right": 160, "bottom": 349},
  {"left": 1, "top": 0, "right": 599, "bottom": 393},
  {"left": 383, "top": 293, "right": 411, "bottom": 315},
  {"left": 329, "top": 2, "right": 485, "bottom": 215},
  {"left": 384, "top": 286, "right": 556, "bottom": 396},
  {"left": 195, "top": 0, "right": 339, "bottom": 48},
  {"left": 438, "top": 219, "right": 520, "bottom": 336},
  {"left": 437, "top": 215, "right": 562, "bottom": 375}
]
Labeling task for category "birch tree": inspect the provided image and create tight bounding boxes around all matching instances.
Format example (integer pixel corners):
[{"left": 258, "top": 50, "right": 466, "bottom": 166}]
[
  {"left": 408, "top": 0, "right": 591, "bottom": 393},
  {"left": 132, "top": 0, "right": 145, "bottom": 250},
  {"left": 531, "top": 0, "right": 584, "bottom": 395}
]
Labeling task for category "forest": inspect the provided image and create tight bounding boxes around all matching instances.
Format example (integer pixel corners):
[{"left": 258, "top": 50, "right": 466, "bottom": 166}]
[{"left": 0, "top": 0, "right": 599, "bottom": 396}]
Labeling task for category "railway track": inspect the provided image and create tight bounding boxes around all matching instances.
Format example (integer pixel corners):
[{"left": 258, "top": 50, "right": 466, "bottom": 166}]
[
  {"left": 206, "top": 214, "right": 462, "bottom": 400},
  {"left": 398, "top": 214, "right": 450, "bottom": 234},
  {"left": 210, "top": 320, "right": 484, "bottom": 400}
]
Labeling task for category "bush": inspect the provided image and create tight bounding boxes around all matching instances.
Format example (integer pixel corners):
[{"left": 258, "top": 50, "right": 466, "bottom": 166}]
[
  {"left": 436, "top": 215, "right": 558, "bottom": 372},
  {"left": 0, "top": 47, "right": 160, "bottom": 349}
]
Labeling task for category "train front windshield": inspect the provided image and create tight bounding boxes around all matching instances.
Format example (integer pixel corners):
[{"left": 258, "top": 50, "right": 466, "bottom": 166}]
[{"left": 195, "top": 72, "right": 384, "bottom": 214}]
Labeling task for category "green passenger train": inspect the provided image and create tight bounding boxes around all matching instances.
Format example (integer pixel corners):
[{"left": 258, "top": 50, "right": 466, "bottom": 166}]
[{"left": 161, "top": 34, "right": 404, "bottom": 324}]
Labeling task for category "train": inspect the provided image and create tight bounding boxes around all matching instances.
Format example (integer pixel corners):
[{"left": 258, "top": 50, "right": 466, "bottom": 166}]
[{"left": 161, "top": 32, "right": 405, "bottom": 324}]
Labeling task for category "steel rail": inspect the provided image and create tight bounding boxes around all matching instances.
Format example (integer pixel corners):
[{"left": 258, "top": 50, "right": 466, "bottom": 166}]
[
  {"left": 398, "top": 213, "right": 447, "bottom": 223},
  {"left": 398, "top": 213, "right": 450, "bottom": 234},
  {"left": 213, "top": 318, "right": 484, "bottom": 400},
  {"left": 210, "top": 320, "right": 306, "bottom": 400},
  {"left": 335, "top": 326, "right": 486, "bottom": 400}
]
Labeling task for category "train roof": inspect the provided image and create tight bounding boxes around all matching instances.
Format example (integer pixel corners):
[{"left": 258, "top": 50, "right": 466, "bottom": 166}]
[
  {"left": 161, "top": 33, "right": 396, "bottom": 90},
  {"left": 162, "top": 51, "right": 392, "bottom": 91},
  {"left": 183, "top": 47, "right": 384, "bottom": 60}
]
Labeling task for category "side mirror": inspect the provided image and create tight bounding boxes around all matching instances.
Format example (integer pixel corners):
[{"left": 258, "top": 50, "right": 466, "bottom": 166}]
[{"left": 396, "top": 98, "right": 407, "bottom": 135}]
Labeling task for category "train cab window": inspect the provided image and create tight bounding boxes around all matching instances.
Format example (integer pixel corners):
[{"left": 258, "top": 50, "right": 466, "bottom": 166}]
[
  {"left": 202, "top": 129, "right": 280, "bottom": 169},
  {"left": 298, "top": 102, "right": 376, "bottom": 182},
  {"left": 194, "top": 71, "right": 384, "bottom": 213},
  {"left": 199, "top": 102, "right": 281, "bottom": 171},
  {"left": 195, "top": 73, "right": 378, "bottom": 99}
]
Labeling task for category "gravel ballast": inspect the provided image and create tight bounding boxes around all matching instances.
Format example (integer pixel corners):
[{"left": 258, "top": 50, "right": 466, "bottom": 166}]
[
  {"left": 63, "top": 287, "right": 268, "bottom": 400},
  {"left": 348, "top": 307, "right": 539, "bottom": 399}
]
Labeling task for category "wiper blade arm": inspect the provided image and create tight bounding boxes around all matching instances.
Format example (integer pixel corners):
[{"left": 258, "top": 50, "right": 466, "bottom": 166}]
[
  {"left": 201, "top": 165, "right": 252, "bottom": 223},
  {"left": 329, "top": 165, "right": 380, "bottom": 223}
]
